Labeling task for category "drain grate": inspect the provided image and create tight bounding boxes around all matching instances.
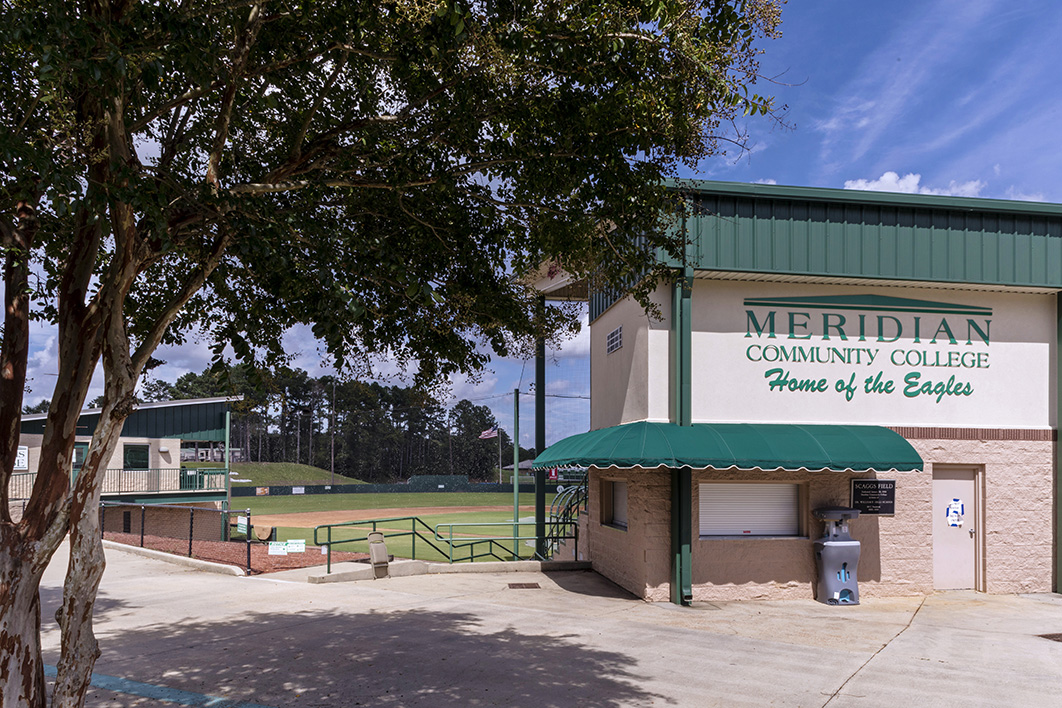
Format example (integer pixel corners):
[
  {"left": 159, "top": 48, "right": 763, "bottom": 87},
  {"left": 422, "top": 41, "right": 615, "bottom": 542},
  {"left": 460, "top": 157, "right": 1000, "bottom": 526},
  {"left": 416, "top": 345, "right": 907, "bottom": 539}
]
[
  {"left": 1038, "top": 633, "right": 1062, "bottom": 642},
  {"left": 508, "top": 583, "right": 541, "bottom": 590}
]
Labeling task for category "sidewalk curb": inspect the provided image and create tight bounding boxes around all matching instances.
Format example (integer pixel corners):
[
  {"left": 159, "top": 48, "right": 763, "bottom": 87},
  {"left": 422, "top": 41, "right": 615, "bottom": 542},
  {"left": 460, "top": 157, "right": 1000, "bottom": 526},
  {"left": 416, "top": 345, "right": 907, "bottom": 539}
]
[
  {"left": 102, "top": 540, "right": 245, "bottom": 576},
  {"left": 307, "top": 559, "right": 591, "bottom": 583}
]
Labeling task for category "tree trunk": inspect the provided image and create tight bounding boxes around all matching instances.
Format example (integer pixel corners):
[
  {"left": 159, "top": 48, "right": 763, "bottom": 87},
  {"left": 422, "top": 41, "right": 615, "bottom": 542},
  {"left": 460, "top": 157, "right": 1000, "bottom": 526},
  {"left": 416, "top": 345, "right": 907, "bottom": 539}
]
[{"left": 0, "top": 535, "right": 47, "bottom": 708}]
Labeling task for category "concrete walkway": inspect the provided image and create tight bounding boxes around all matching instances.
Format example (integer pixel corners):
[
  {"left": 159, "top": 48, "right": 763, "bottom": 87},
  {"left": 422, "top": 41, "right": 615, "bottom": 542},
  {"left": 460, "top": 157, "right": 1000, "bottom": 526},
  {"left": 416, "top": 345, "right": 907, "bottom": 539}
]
[{"left": 40, "top": 544, "right": 1062, "bottom": 707}]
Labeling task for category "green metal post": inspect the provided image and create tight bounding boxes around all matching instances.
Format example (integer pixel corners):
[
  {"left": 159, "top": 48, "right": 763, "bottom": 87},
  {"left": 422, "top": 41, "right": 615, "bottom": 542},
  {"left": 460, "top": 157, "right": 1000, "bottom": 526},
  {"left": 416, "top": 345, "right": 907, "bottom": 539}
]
[
  {"left": 669, "top": 267, "right": 694, "bottom": 605},
  {"left": 513, "top": 388, "right": 520, "bottom": 559},
  {"left": 1056, "top": 293, "right": 1062, "bottom": 592},
  {"left": 535, "top": 304, "right": 547, "bottom": 558},
  {"left": 670, "top": 467, "right": 693, "bottom": 605},
  {"left": 224, "top": 409, "right": 232, "bottom": 508},
  {"left": 671, "top": 267, "right": 693, "bottom": 427}
]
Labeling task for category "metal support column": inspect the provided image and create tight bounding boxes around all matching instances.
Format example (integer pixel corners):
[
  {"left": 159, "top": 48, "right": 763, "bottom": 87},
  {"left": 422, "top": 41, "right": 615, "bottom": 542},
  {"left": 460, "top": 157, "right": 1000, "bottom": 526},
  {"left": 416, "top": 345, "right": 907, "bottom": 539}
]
[
  {"left": 224, "top": 409, "right": 232, "bottom": 509},
  {"left": 669, "top": 267, "right": 694, "bottom": 605},
  {"left": 512, "top": 388, "right": 520, "bottom": 559},
  {"left": 1055, "top": 294, "right": 1062, "bottom": 592},
  {"left": 671, "top": 267, "right": 694, "bottom": 427},
  {"left": 535, "top": 297, "right": 547, "bottom": 558},
  {"left": 671, "top": 467, "right": 693, "bottom": 605}
]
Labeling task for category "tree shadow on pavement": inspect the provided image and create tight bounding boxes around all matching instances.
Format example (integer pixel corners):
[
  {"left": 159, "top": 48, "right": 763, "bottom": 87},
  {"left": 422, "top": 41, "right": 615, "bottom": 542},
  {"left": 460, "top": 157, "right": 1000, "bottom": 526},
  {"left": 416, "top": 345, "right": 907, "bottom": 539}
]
[
  {"left": 93, "top": 606, "right": 673, "bottom": 707},
  {"left": 39, "top": 585, "right": 129, "bottom": 628}
]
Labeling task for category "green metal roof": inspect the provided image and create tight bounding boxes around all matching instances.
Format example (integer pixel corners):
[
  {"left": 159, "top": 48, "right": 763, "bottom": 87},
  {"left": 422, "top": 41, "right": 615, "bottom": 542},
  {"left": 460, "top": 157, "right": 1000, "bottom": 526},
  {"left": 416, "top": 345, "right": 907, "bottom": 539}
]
[
  {"left": 592, "top": 180, "right": 1062, "bottom": 321},
  {"left": 20, "top": 397, "right": 235, "bottom": 441},
  {"left": 675, "top": 179, "right": 1062, "bottom": 285},
  {"left": 532, "top": 421, "right": 923, "bottom": 473}
]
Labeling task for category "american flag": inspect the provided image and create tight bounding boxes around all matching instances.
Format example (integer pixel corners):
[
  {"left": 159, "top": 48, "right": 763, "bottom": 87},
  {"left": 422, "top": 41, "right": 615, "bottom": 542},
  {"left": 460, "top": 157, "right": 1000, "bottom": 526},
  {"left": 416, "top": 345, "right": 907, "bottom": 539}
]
[{"left": 479, "top": 425, "right": 499, "bottom": 440}]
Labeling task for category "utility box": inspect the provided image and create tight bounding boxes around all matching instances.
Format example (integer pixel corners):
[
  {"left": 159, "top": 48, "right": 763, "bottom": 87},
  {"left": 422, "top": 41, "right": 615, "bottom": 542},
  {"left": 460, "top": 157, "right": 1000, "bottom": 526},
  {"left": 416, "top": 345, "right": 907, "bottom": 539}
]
[
  {"left": 813, "top": 507, "right": 861, "bottom": 605},
  {"left": 367, "top": 531, "right": 389, "bottom": 579}
]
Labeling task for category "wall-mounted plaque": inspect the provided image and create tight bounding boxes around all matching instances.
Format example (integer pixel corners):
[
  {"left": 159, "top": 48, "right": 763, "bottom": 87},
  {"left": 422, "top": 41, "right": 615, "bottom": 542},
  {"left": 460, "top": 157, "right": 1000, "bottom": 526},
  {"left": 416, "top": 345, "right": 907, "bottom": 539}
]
[{"left": 851, "top": 479, "right": 895, "bottom": 515}]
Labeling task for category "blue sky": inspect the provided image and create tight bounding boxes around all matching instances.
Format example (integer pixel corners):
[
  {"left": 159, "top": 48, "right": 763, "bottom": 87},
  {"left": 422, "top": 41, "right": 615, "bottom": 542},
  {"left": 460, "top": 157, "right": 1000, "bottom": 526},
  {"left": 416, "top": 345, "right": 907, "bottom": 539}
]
[
  {"left": 22, "top": 0, "right": 1062, "bottom": 450},
  {"left": 709, "top": 0, "right": 1062, "bottom": 201}
]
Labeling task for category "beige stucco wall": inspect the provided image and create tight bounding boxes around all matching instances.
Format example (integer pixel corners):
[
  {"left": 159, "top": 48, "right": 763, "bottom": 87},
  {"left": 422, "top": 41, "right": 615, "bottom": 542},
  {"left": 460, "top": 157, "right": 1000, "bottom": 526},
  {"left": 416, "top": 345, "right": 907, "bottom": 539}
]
[
  {"left": 585, "top": 436, "right": 1054, "bottom": 602},
  {"left": 590, "top": 287, "right": 671, "bottom": 430},
  {"left": 14, "top": 434, "right": 178, "bottom": 474},
  {"left": 9, "top": 435, "right": 184, "bottom": 498},
  {"left": 690, "top": 280, "right": 1056, "bottom": 428}
]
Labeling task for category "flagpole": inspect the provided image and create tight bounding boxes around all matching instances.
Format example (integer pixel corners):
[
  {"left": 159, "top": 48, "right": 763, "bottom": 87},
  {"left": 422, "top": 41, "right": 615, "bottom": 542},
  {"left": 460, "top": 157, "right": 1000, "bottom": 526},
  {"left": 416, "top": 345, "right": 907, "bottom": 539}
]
[{"left": 497, "top": 428, "right": 502, "bottom": 484}]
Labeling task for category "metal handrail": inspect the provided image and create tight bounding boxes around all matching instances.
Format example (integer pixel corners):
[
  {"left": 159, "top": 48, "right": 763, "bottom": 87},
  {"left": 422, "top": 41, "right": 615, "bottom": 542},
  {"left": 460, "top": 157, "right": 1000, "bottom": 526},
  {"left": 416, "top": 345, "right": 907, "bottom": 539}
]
[
  {"left": 434, "top": 521, "right": 544, "bottom": 563},
  {"left": 313, "top": 516, "right": 541, "bottom": 573},
  {"left": 540, "top": 472, "right": 588, "bottom": 558},
  {"left": 313, "top": 516, "right": 459, "bottom": 573},
  {"left": 8, "top": 467, "right": 226, "bottom": 500},
  {"left": 102, "top": 467, "right": 226, "bottom": 494}
]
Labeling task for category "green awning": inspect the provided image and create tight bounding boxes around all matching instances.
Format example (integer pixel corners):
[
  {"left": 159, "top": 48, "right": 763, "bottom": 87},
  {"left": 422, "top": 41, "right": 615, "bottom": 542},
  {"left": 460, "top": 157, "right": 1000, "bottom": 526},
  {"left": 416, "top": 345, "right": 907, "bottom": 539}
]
[{"left": 532, "top": 421, "right": 922, "bottom": 473}]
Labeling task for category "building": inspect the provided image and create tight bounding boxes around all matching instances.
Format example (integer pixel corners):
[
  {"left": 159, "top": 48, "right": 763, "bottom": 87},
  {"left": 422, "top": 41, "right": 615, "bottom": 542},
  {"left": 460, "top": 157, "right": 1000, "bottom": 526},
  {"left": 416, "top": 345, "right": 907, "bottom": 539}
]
[
  {"left": 534, "top": 180, "right": 1061, "bottom": 605},
  {"left": 9, "top": 396, "right": 238, "bottom": 518}
]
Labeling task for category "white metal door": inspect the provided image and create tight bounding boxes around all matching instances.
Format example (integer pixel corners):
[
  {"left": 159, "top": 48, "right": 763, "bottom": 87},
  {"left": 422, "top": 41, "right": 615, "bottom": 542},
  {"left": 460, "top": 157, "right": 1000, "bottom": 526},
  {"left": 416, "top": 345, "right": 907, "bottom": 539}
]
[{"left": 932, "top": 468, "right": 978, "bottom": 590}]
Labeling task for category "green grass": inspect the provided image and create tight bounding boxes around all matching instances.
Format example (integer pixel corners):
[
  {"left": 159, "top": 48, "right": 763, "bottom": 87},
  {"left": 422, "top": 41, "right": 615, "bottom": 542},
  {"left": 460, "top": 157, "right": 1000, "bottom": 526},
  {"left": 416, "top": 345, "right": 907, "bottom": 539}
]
[
  {"left": 216, "top": 462, "right": 365, "bottom": 487},
  {"left": 274, "top": 514, "right": 538, "bottom": 564},
  {"left": 242, "top": 491, "right": 556, "bottom": 564},
  {"left": 240, "top": 491, "right": 553, "bottom": 516}
]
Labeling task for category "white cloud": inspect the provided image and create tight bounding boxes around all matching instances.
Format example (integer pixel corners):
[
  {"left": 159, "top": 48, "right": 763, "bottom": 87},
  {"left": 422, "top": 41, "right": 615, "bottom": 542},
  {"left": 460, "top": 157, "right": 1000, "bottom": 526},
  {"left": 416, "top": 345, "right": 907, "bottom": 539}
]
[
  {"left": 1004, "top": 186, "right": 1046, "bottom": 202},
  {"left": 754, "top": 178, "right": 778, "bottom": 185},
  {"left": 843, "top": 171, "right": 985, "bottom": 198},
  {"left": 549, "top": 309, "right": 589, "bottom": 359}
]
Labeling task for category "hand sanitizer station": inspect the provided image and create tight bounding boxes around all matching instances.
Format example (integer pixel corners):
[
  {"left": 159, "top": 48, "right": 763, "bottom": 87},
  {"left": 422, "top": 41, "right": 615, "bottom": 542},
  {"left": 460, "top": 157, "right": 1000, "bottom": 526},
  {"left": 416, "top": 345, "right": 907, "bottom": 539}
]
[{"left": 813, "top": 507, "right": 862, "bottom": 605}]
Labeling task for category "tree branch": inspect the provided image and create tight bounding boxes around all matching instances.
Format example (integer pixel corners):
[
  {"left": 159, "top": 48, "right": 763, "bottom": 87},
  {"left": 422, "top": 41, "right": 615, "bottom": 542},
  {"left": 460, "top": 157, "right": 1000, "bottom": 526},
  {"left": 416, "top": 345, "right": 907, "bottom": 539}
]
[{"left": 206, "top": 3, "right": 265, "bottom": 188}]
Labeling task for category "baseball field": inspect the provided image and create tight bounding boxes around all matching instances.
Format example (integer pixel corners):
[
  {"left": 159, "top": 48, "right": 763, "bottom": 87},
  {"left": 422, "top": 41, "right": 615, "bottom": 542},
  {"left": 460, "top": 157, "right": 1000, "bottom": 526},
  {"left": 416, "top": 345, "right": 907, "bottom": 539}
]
[{"left": 239, "top": 489, "right": 556, "bottom": 563}]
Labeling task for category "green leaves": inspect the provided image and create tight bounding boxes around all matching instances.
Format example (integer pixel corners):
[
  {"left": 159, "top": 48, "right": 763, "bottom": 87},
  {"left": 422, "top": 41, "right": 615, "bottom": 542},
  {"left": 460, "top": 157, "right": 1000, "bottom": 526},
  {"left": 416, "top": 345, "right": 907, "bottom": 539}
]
[{"left": 2, "top": 0, "right": 781, "bottom": 387}]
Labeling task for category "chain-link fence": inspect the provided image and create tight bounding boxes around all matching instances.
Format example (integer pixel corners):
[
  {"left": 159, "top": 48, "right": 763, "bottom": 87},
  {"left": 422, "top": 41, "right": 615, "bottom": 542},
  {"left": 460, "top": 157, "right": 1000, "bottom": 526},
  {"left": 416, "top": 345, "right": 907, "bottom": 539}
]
[{"left": 100, "top": 501, "right": 254, "bottom": 573}]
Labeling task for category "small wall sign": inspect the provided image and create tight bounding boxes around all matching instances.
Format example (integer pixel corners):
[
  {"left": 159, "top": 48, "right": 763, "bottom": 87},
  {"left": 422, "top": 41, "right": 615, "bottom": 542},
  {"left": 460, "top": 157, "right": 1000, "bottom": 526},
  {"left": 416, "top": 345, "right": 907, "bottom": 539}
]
[
  {"left": 946, "top": 498, "right": 965, "bottom": 527},
  {"left": 14, "top": 446, "right": 28, "bottom": 471},
  {"left": 851, "top": 479, "right": 896, "bottom": 515}
]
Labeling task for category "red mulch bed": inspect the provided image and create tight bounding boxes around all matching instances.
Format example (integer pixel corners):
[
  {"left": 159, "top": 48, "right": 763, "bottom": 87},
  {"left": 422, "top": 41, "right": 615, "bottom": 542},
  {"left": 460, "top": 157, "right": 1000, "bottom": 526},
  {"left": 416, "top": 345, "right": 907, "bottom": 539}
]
[{"left": 103, "top": 532, "right": 368, "bottom": 574}]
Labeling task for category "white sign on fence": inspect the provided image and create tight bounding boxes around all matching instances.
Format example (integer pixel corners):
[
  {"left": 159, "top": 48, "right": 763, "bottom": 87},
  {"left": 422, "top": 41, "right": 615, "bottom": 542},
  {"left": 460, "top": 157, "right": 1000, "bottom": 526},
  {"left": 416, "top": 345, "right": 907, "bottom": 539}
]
[
  {"left": 268, "top": 542, "right": 288, "bottom": 556},
  {"left": 286, "top": 539, "right": 306, "bottom": 553},
  {"left": 293, "top": 486, "right": 305, "bottom": 495},
  {"left": 14, "top": 446, "right": 28, "bottom": 471},
  {"left": 237, "top": 516, "right": 248, "bottom": 534}
]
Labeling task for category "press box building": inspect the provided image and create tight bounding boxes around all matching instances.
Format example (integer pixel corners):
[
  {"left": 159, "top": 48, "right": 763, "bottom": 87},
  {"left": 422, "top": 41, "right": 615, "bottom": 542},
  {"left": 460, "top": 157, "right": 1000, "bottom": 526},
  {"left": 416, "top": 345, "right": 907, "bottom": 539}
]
[{"left": 535, "top": 180, "right": 1062, "bottom": 605}]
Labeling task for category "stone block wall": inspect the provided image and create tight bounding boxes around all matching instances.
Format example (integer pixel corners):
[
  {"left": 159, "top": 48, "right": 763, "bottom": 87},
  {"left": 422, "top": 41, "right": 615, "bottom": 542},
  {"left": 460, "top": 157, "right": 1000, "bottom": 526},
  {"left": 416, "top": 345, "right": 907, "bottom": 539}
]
[
  {"left": 905, "top": 435, "right": 1054, "bottom": 594},
  {"left": 587, "top": 468, "right": 671, "bottom": 600},
  {"left": 584, "top": 434, "right": 1055, "bottom": 601}
]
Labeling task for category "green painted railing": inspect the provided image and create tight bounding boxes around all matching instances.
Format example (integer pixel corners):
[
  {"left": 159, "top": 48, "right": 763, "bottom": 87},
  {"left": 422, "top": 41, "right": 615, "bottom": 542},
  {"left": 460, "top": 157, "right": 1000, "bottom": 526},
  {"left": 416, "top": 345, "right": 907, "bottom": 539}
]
[
  {"left": 434, "top": 521, "right": 543, "bottom": 563},
  {"left": 312, "top": 514, "right": 582, "bottom": 573},
  {"left": 102, "top": 468, "right": 226, "bottom": 494},
  {"left": 7, "top": 468, "right": 225, "bottom": 500},
  {"left": 312, "top": 516, "right": 537, "bottom": 573}
]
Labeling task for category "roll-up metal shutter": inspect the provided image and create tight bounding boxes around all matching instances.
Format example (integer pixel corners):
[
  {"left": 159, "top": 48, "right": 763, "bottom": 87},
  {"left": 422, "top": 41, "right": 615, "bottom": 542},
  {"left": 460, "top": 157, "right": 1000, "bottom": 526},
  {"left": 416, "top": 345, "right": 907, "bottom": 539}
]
[
  {"left": 611, "top": 481, "right": 629, "bottom": 528},
  {"left": 699, "top": 483, "right": 799, "bottom": 536}
]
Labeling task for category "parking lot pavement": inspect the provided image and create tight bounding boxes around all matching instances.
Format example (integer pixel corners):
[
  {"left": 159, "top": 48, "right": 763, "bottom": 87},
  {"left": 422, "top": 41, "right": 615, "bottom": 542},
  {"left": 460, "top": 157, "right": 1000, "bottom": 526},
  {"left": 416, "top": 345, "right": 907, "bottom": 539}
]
[{"left": 39, "top": 543, "right": 1062, "bottom": 707}]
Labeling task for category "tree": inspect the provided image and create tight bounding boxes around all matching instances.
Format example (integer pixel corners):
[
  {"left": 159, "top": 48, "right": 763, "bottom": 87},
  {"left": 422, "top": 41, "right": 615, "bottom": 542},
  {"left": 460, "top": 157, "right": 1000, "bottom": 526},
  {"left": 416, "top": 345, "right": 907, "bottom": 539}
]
[
  {"left": 0, "top": 1, "right": 780, "bottom": 705},
  {"left": 450, "top": 399, "right": 502, "bottom": 480},
  {"left": 21, "top": 400, "right": 51, "bottom": 415}
]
